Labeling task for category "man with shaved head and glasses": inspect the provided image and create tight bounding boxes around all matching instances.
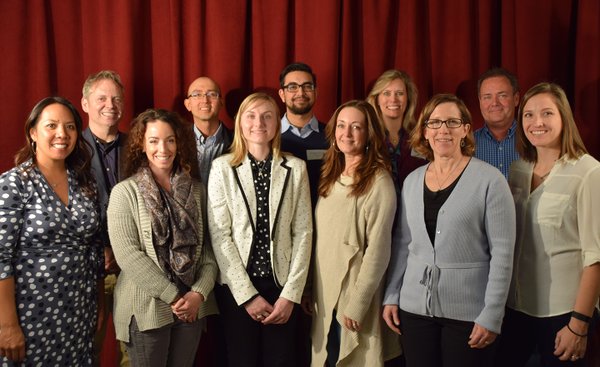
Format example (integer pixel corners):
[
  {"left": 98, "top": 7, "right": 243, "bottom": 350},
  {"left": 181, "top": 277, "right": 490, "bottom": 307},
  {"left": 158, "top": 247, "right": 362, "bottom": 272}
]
[{"left": 184, "top": 76, "right": 233, "bottom": 185}]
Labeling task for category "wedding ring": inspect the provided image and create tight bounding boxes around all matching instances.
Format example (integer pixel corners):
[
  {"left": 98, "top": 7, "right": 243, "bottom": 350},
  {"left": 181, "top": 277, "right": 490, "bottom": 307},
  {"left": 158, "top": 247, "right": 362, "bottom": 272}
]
[{"left": 571, "top": 355, "right": 578, "bottom": 360}]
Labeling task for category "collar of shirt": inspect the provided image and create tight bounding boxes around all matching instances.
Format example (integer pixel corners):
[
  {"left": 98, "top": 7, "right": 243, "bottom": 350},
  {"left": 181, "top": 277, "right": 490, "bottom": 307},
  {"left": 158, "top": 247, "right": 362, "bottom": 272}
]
[
  {"left": 93, "top": 132, "right": 121, "bottom": 154},
  {"left": 281, "top": 113, "right": 319, "bottom": 138},
  {"left": 482, "top": 120, "right": 517, "bottom": 141},
  {"left": 194, "top": 122, "right": 224, "bottom": 145}
]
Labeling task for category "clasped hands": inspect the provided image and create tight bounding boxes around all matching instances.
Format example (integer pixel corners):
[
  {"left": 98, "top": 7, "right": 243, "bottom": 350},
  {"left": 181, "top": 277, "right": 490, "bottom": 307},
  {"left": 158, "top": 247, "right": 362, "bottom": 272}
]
[
  {"left": 245, "top": 296, "right": 294, "bottom": 324},
  {"left": 171, "top": 291, "right": 204, "bottom": 323}
]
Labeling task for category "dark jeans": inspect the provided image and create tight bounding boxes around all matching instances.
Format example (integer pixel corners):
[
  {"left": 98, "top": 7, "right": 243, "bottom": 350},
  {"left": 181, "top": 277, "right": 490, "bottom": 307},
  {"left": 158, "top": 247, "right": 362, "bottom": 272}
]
[
  {"left": 215, "top": 277, "right": 299, "bottom": 367},
  {"left": 495, "top": 308, "right": 589, "bottom": 367},
  {"left": 400, "top": 309, "right": 496, "bottom": 367}
]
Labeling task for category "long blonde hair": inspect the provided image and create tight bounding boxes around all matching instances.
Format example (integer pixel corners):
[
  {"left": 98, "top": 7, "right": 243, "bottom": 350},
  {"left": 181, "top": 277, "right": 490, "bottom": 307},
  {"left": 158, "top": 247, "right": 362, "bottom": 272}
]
[
  {"left": 366, "top": 69, "right": 418, "bottom": 132},
  {"left": 229, "top": 93, "right": 282, "bottom": 166}
]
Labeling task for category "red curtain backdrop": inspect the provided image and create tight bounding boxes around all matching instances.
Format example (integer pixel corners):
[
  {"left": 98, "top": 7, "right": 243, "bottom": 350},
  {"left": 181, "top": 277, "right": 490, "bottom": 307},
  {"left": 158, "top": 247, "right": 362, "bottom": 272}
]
[
  {"left": 1, "top": 0, "right": 599, "bottom": 172},
  {"left": 0, "top": 0, "right": 600, "bottom": 171},
  {"left": 1, "top": 1, "right": 599, "bottom": 366}
]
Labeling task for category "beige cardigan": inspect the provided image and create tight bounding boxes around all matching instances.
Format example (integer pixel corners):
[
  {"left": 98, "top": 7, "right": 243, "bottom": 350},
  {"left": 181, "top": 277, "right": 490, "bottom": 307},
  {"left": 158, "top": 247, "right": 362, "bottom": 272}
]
[
  {"left": 311, "top": 172, "right": 401, "bottom": 366},
  {"left": 107, "top": 178, "right": 218, "bottom": 342}
]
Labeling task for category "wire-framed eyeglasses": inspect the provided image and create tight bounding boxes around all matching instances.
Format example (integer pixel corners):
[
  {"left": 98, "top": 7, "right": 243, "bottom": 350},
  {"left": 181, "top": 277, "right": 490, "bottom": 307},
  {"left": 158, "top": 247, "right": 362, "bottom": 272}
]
[
  {"left": 425, "top": 118, "right": 464, "bottom": 129},
  {"left": 282, "top": 82, "right": 315, "bottom": 93},
  {"left": 187, "top": 91, "right": 220, "bottom": 100}
]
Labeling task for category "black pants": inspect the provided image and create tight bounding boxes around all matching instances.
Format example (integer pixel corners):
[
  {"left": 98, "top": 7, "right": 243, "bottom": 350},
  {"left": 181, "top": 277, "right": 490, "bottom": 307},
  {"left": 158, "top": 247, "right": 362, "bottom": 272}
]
[
  {"left": 400, "top": 310, "right": 496, "bottom": 367},
  {"left": 495, "top": 308, "right": 588, "bottom": 367},
  {"left": 215, "top": 277, "right": 299, "bottom": 367}
]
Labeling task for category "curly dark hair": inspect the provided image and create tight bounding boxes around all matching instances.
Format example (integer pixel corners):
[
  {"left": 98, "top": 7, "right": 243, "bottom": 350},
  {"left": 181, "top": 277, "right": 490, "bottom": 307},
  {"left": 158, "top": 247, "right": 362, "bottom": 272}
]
[
  {"left": 124, "top": 108, "right": 199, "bottom": 179},
  {"left": 14, "top": 96, "right": 95, "bottom": 198}
]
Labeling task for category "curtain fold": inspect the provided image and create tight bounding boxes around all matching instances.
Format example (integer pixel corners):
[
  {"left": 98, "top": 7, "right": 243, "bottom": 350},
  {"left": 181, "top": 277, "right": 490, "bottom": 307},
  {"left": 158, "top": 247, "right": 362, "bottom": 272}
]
[{"left": 0, "top": 0, "right": 598, "bottom": 172}]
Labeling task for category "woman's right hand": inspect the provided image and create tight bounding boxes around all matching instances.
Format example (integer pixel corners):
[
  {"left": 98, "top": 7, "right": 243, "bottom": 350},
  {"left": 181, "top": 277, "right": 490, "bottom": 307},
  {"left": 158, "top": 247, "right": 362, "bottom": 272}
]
[
  {"left": 382, "top": 304, "right": 402, "bottom": 335},
  {"left": 244, "top": 295, "right": 274, "bottom": 322},
  {"left": 0, "top": 323, "right": 26, "bottom": 362}
]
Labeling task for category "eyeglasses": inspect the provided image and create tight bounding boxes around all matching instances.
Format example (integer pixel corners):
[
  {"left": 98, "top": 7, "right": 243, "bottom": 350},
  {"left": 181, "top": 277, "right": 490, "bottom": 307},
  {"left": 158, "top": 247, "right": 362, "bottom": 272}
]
[
  {"left": 187, "top": 91, "right": 220, "bottom": 100},
  {"left": 425, "top": 118, "right": 464, "bottom": 129},
  {"left": 282, "top": 82, "right": 315, "bottom": 93}
]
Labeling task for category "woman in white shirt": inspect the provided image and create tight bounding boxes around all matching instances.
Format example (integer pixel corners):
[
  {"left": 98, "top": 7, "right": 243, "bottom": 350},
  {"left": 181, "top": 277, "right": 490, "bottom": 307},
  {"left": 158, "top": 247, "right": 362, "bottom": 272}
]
[{"left": 496, "top": 82, "right": 600, "bottom": 366}]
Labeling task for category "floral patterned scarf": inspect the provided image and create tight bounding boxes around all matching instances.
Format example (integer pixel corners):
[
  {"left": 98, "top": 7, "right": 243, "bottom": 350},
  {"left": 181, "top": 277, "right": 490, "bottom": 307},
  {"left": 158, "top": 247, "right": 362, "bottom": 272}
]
[{"left": 134, "top": 167, "right": 199, "bottom": 293}]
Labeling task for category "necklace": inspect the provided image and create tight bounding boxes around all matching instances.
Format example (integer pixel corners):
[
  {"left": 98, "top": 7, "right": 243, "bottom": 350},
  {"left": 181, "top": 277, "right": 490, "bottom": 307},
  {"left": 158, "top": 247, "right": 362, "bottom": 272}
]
[
  {"left": 432, "top": 156, "right": 463, "bottom": 191},
  {"left": 539, "top": 171, "right": 551, "bottom": 181},
  {"left": 255, "top": 159, "right": 269, "bottom": 178}
]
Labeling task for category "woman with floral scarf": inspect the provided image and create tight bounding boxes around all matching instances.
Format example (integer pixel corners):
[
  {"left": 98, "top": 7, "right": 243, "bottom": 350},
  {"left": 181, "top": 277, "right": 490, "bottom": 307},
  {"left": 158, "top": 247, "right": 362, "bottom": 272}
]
[{"left": 107, "top": 109, "right": 217, "bottom": 367}]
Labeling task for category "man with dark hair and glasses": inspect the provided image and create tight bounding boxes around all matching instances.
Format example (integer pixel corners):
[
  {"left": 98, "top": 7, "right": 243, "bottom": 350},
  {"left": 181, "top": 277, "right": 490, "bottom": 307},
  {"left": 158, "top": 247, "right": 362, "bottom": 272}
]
[
  {"left": 278, "top": 62, "right": 328, "bottom": 207},
  {"left": 278, "top": 62, "right": 327, "bottom": 367},
  {"left": 184, "top": 76, "right": 233, "bottom": 185},
  {"left": 474, "top": 67, "right": 521, "bottom": 179}
]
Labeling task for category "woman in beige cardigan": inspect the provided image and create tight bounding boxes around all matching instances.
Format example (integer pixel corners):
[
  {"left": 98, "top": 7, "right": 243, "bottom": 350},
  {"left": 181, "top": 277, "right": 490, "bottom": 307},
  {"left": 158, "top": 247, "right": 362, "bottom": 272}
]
[
  {"left": 311, "top": 100, "right": 400, "bottom": 366},
  {"left": 107, "top": 109, "right": 217, "bottom": 367}
]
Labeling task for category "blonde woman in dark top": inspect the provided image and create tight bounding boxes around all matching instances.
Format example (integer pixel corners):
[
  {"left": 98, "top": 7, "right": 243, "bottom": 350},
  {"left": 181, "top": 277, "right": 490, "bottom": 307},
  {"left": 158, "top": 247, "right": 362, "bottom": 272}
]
[{"left": 207, "top": 93, "right": 312, "bottom": 367}]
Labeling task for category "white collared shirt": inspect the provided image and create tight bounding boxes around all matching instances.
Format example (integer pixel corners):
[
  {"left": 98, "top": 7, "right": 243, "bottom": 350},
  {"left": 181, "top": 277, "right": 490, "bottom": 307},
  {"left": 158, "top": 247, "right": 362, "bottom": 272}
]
[
  {"left": 508, "top": 154, "right": 600, "bottom": 316},
  {"left": 280, "top": 113, "right": 320, "bottom": 138}
]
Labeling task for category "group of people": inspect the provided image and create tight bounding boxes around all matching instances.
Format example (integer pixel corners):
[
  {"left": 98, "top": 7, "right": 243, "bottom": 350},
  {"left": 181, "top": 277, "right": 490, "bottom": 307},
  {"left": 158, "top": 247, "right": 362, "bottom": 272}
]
[{"left": 0, "top": 63, "right": 598, "bottom": 367}]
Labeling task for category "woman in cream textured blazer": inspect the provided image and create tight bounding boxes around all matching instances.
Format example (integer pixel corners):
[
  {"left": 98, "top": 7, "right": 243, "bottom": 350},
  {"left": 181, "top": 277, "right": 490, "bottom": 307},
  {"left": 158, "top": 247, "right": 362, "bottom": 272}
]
[
  {"left": 107, "top": 109, "right": 217, "bottom": 367},
  {"left": 311, "top": 100, "right": 399, "bottom": 366},
  {"left": 207, "top": 93, "right": 312, "bottom": 367}
]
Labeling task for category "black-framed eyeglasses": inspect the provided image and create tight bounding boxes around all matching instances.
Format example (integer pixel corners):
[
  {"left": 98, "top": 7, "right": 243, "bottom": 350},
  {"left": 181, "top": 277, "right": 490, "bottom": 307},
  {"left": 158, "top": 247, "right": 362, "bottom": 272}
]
[
  {"left": 282, "top": 82, "right": 315, "bottom": 93},
  {"left": 425, "top": 118, "right": 464, "bottom": 129},
  {"left": 187, "top": 91, "right": 220, "bottom": 100}
]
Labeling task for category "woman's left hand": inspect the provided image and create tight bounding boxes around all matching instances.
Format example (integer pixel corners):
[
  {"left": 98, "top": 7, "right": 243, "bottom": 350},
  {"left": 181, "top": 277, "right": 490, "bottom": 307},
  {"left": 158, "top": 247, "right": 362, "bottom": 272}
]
[
  {"left": 468, "top": 323, "right": 497, "bottom": 349},
  {"left": 554, "top": 322, "right": 587, "bottom": 362},
  {"left": 343, "top": 315, "right": 361, "bottom": 332},
  {"left": 262, "top": 297, "right": 294, "bottom": 325},
  {"left": 171, "top": 291, "right": 204, "bottom": 323}
]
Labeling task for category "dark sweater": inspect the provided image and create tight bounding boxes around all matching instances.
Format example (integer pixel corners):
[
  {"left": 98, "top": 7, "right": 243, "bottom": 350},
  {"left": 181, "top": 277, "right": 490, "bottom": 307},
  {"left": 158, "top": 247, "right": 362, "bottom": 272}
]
[{"left": 281, "top": 125, "right": 328, "bottom": 208}]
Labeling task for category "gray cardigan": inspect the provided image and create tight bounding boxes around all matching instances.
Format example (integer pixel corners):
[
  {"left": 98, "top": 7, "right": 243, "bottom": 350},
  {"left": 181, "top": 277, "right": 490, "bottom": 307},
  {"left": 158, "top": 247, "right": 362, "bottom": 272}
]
[
  {"left": 383, "top": 158, "right": 515, "bottom": 333},
  {"left": 107, "top": 178, "right": 218, "bottom": 342}
]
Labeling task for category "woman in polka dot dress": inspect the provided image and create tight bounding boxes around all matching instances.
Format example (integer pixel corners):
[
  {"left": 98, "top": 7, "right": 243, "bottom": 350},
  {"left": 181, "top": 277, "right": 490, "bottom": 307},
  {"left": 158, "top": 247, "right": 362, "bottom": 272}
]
[{"left": 0, "top": 97, "right": 103, "bottom": 366}]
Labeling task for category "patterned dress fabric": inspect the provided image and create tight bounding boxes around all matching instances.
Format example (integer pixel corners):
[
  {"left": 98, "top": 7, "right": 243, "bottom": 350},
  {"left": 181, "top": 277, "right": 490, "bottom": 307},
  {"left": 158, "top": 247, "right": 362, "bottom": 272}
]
[{"left": 0, "top": 161, "right": 102, "bottom": 367}]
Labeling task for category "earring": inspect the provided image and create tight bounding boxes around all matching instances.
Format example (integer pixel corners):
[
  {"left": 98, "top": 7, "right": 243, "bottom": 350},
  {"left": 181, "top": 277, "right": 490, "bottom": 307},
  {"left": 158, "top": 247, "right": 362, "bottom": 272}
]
[
  {"left": 460, "top": 138, "right": 465, "bottom": 147},
  {"left": 333, "top": 141, "right": 340, "bottom": 153},
  {"left": 424, "top": 139, "right": 429, "bottom": 146},
  {"left": 31, "top": 141, "right": 37, "bottom": 154}
]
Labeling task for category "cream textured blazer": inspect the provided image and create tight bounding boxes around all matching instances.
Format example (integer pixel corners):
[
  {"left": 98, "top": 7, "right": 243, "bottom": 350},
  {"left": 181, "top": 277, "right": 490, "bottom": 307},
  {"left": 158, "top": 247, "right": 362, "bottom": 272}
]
[{"left": 207, "top": 153, "right": 313, "bottom": 305}]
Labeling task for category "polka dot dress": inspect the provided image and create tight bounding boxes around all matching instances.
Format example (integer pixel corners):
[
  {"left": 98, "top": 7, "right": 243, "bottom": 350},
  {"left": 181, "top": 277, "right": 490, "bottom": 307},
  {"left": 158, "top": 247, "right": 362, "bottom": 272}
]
[{"left": 0, "top": 161, "right": 102, "bottom": 367}]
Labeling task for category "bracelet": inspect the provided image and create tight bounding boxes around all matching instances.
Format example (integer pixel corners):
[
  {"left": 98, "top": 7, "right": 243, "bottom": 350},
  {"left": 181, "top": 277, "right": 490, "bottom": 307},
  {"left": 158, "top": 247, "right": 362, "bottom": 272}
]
[
  {"left": 567, "top": 323, "right": 588, "bottom": 338},
  {"left": 571, "top": 311, "right": 592, "bottom": 323}
]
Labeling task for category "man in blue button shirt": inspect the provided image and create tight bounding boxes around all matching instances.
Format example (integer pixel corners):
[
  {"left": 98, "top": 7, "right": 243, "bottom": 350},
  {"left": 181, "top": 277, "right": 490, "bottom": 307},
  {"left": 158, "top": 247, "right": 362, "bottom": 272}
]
[{"left": 474, "top": 68, "right": 520, "bottom": 179}]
